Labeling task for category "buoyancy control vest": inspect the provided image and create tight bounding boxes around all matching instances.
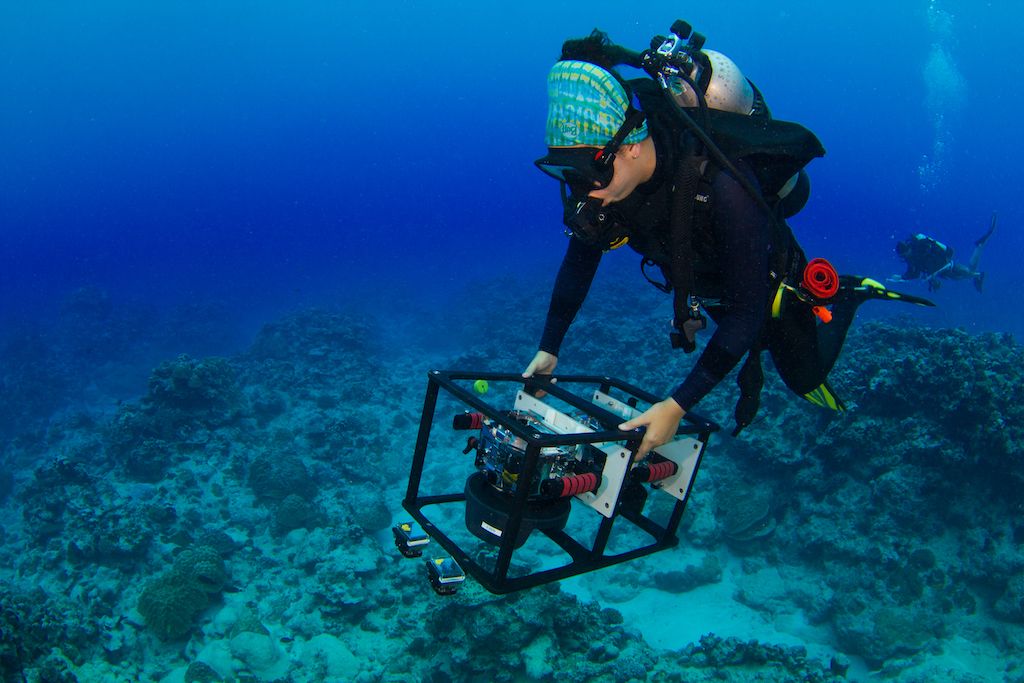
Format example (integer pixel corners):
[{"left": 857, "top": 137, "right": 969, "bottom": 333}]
[
  {"left": 557, "top": 26, "right": 825, "bottom": 341},
  {"left": 556, "top": 24, "right": 837, "bottom": 434},
  {"left": 623, "top": 77, "right": 825, "bottom": 348}
]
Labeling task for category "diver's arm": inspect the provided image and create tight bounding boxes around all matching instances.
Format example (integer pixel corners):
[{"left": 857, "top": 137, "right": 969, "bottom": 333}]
[
  {"left": 619, "top": 397, "right": 686, "bottom": 460},
  {"left": 538, "top": 237, "right": 603, "bottom": 355},
  {"left": 670, "top": 162, "right": 770, "bottom": 410}
]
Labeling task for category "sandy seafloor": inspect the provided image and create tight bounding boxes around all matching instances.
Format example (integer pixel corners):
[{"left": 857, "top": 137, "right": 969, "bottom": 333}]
[{"left": 1, "top": 272, "right": 1022, "bottom": 683}]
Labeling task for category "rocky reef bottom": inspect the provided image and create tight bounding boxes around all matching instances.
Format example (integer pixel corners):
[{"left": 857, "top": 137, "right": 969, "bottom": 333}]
[{"left": 1, "top": 276, "right": 1022, "bottom": 682}]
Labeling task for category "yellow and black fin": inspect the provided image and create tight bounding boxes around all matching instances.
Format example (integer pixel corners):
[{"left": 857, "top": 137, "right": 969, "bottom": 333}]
[
  {"left": 843, "top": 276, "right": 935, "bottom": 307},
  {"left": 802, "top": 382, "right": 847, "bottom": 412}
]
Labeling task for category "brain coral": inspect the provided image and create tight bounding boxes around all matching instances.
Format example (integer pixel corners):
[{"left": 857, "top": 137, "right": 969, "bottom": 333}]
[
  {"left": 137, "top": 545, "right": 228, "bottom": 641},
  {"left": 173, "top": 545, "right": 227, "bottom": 594},
  {"left": 137, "top": 572, "right": 208, "bottom": 641},
  {"left": 247, "top": 451, "right": 316, "bottom": 502}
]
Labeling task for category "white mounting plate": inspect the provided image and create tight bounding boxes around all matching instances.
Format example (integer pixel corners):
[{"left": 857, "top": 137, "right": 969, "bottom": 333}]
[
  {"left": 591, "top": 391, "right": 703, "bottom": 504},
  {"left": 513, "top": 391, "right": 631, "bottom": 519}
]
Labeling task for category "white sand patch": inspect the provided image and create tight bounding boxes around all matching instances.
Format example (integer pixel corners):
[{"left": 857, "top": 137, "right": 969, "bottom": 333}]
[{"left": 561, "top": 552, "right": 857, "bottom": 673}]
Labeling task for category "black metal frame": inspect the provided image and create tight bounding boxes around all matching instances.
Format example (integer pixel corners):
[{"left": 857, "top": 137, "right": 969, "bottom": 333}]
[{"left": 401, "top": 370, "right": 718, "bottom": 594}]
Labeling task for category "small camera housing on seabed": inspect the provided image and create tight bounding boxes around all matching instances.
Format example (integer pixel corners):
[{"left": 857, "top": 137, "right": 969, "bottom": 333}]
[{"left": 394, "top": 371, "right": 718, "bottom": 595}]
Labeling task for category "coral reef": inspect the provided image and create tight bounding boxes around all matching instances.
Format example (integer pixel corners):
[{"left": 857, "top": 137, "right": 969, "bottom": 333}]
[
  {"left": 137, "top": 570, "right": 210, "bottom": 642},
  {"left": 399, "top": 583, "right": 660, "bottom": 682},
  {"left": 273, "top": 493, "right": 323, "bottom": 535},
  {"left": 715, "top": 484, "right": 777, "bottom": 546},
  {"left": 653, "top": 554, "right": 722, "bottom": 594},
  {"left": 707, "top": 321, "right": 1024, "bottom": 670},
  {"left": 104, "top": 354, "right": 244, "bottom": 487},
  {"left": 145, "top": 355, "right": 239, "bottom": 418},
  {"left": 247, "top": 451, "right": 316, "bottom": 503},
  {"left": 184, "top": 660, "right": 223, "bottom": 683},
  {"left": 137, "top": 545, "right": 228, "bottom": 641},
  {"left": 0, "top": 584, "right": 98, "bottom": 679},
  {"left": 665, "top": 633, "right": 846, "bottom": 681},
  {"left": 2, "top": 295, "right": 1022, "bottom": 681}
]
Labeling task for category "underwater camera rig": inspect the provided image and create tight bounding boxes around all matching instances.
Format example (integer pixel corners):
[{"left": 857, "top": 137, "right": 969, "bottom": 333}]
[{"left": 395, "top": 371, "right": 718, "bottom": 594}]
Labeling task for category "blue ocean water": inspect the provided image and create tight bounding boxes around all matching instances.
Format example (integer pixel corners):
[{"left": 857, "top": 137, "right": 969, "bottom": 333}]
[
  {"left": 2, "top": 1, "right": 1023, "bottom": 681},
  {"left": 3, "top": 1, "right": 1021, "bottom": 339}
]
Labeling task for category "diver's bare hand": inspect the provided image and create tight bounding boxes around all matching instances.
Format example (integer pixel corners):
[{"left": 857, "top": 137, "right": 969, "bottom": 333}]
[
  {"left": 619, "top": 398, "right": 686, "bottom": 461},
  {"left": 522, "top": 351, "right": 557, "bottom": 397}
]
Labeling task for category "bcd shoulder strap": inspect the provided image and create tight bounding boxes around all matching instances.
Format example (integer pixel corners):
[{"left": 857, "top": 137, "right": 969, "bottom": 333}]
[{"left": 667, "top": 134, "right": 709, "bottom": 352}]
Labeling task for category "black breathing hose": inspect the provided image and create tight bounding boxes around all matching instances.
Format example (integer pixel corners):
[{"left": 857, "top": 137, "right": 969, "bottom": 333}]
[{"left": 592, "top": 34, "right": 784, "bottom": 228}]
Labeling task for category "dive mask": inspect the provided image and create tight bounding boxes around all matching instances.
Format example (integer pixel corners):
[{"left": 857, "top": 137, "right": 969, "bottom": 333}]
[
  {"left": 534, "top": 147, "right": 614, "bottom": 191},
  {"left": 534, "top": 103, "right": 646, "bottom": 189},
  {"left": 534, "top": 148, "right": 628, "bottom": 250}
]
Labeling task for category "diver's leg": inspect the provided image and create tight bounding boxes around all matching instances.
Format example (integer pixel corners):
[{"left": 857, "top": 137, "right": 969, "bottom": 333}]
[
  {"left": 769, "top": 275, "right": 932, "bottom": 411},
  {"left": 968, "top": 212, "right": 997, "bottom": 271},
  {"left": 945, "top": 263, "right": 972, "bottom": 282},
  {"left": 768, "top": 305, "right": 824, "bottom": 391},
  {"left": 816, "top": 296, "right": 858, "bottom": 377},
  {"left": 967, "top": 246, "right": 985, "bottom": 272},
  {"left": 767, "top": 306, "right": 847, "bottom": 411},
  {"left": 817, "top": 276, "right": 911, "bottom": 376},
  {"left": 733, "top": 350, "right": 765, "bottom": 436}
]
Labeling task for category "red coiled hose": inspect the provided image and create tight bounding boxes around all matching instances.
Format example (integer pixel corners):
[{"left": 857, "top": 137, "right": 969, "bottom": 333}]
[{"left": 802, "top": 258, "right": 839, "bottom": 299}]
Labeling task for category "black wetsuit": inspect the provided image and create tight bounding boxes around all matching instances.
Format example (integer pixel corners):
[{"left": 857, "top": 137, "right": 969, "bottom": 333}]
[
  {"left": 900, "top": 236, "right": 953, "bottom": 280},
  {"left": 538, "top": 91, "right": 856, "bottom": 419},
  {"left": 539, "top": 145, "right": 774, "bottom": 411}
]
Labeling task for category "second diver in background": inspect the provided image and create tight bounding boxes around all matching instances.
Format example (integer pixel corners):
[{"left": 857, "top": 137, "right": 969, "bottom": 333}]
[{"left": 892, "top": 213, "right": 997, "bottom": 293}]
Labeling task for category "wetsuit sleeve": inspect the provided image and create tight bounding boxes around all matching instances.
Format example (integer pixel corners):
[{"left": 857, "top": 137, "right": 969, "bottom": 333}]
[
  {"left": 671, "top": 162, "right": 771, "bottom": 410},
  {"left": 539, "top": 238, "right": 603, "bottom": 355}
]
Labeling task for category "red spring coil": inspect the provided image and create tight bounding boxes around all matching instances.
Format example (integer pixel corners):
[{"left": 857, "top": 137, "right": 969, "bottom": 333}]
[
  {"left": 557, "top": 472, "right": 599, "bottom": 497},
  {"left": 802, "top": 258, "right": 839, "bottom": 300},
  {"left": 643, "top": 460, "right": 678, "bottom": 483}
]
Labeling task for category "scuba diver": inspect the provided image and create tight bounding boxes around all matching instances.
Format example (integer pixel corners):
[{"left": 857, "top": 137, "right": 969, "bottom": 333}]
[
  {"left": 892, "top": 213, "right": 997, "bottom": 293},
  {"left": 521, "top": 25, "right": 933, "bottom": 457}
]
